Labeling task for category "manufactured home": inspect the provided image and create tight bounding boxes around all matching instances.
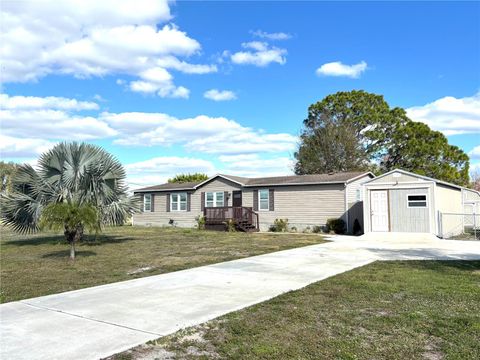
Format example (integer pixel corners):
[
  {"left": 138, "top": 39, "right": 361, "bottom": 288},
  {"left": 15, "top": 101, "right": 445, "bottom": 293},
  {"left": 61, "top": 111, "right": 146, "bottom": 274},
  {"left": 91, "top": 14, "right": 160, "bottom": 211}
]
[
  {"left": 363, "top": 169, "right": 479, "bottom": 238},
  {"left": 133, "top": 172, "right": 374, "bottom": 233}
]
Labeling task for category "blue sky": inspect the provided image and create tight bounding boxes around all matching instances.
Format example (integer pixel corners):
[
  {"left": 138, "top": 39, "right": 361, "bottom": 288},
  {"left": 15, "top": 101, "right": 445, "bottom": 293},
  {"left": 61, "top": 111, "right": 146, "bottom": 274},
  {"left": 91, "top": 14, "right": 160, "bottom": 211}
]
[{"left": 1, "top": 0, "right": 479, "bottom": 187}]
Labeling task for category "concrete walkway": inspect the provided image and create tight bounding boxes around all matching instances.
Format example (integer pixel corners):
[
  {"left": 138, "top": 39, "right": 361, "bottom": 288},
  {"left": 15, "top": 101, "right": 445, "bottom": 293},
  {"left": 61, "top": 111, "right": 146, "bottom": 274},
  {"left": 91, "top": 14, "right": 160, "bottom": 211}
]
[{"left": 1, "top": 235, "right": 480, "bottom": 360}]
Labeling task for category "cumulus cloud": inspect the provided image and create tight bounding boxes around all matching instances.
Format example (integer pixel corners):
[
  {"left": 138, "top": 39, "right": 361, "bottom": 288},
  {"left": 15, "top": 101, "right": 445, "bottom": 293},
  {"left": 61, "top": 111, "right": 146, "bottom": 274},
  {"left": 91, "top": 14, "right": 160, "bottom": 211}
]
[
  {"left": 129, "top": 67, "right": 190, "bottom": 98},
  {"left": 204, "top": 89, "right": 237, "bottom": 101},
  {"left": 406, "top": 92, "right": 480, "bottom": 136},
  {"left": 468, "top": 146, "right": 480, "bottom": 160},
  {"left": 1, "top": 0, "right": 215, "bottom": 97},
  {"left": 0, "top": 93, "right": 98, "bottom": 110},
  {"left": 219, "top": 154, "right": 294, "bottom": 178},
  {"left": 0, "top": 94, "right": 116, "bottom": 145},
  {"left": 315, "top": 61, "right": 368, "bottom": 78},
  {"left": 230, "top": 41, "right": 287, "bottom": 67},
  {"left": 125, "top": 156, "right": 216, "bottom": 188},
  {"left": 0, "top": 134, "right": 55, "bottom": 158},
  {"left": 251, "top": 30, "right": 292, "bottom": 41},
  {"left": 100, "top": 112, "right": 297, "bottom": 155}
]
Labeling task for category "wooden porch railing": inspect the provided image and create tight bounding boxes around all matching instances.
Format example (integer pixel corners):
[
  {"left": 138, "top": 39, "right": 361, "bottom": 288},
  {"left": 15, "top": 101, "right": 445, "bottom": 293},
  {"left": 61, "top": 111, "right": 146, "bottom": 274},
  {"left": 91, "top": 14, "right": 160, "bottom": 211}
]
[{"left": 203, "top": 206, "right": 259, "bottom": 232}]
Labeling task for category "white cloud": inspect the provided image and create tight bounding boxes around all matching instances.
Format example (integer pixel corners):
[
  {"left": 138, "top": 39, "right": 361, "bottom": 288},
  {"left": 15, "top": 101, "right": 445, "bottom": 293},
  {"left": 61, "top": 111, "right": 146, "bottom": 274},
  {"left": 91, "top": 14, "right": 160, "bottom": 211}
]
[
  {"left": 100, "top": 112, "right": 298, "bottom": 155},
  {"left": 129, "top": 67, "right": 190, "bottom": 98},
  {"left": 204, "top": 89, "right": 237, "bottom": 101},
  {"left": 251, "top": 30, "right": 292, "bottom": 41},
  {"left": 406, "top": 92, "right": 480, "bottom": 136},
  {"left": 231, "top": 41, "right": 287, "bottom": 67},
  {"left": 1, "top": 0, "right": 215, "bottom": 97},
  {"left": 0, "top": 134, "right": 55, "bottom": 158},
  {"left": 469, "top": 146, "right": 480, "bottom": 160},
  {"left": 219, "top": 154, "right": 294, "bottom": 178},
  {"left": 315, "top": 61, "right": 368, "bottom": 78},
  {"left": 0, "top": 93, "right": 98, "bottom": 110},
  {"left": 125, "top": 156, "right": 216, "bottom": 188}
]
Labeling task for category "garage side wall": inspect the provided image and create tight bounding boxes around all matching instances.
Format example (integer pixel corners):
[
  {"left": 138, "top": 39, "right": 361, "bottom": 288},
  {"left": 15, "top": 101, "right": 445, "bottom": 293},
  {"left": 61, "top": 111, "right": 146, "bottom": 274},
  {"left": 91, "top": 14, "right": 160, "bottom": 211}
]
[{"left": 436, "top": 184, "right": 463, "bottom": 237}]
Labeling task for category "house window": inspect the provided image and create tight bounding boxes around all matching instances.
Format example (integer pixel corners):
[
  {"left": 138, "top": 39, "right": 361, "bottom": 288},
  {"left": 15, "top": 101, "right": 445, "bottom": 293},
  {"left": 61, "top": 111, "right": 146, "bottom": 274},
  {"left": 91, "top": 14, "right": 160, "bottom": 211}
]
[
  {"left": 205, "top": 192, "right": 224, "bottom": 207},
  {"left": 407, "top": 194, "right": 427, "bottom": 208},
  {"left": 356, "top": 189, "right": 362, "bottom": 202},
  {"left": 171, "top": 193, "right": 187, "bottom": 211},
  {"left": 258, "top": 189, "right": 269, "bottom": 211},
  {"left": 143, "top": 194, "right": 152, "bottom": 212}
]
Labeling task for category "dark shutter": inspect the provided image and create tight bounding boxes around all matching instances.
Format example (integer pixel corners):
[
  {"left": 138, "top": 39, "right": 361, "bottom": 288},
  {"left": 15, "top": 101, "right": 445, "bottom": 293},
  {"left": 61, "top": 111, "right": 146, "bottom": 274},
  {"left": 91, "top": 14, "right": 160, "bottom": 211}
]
[
  {"left": 253, "top": 190, "right": 258, "bottom": 211},
  {"left": 187, "top": 192, "right": 191, "bottom": 212},
  {"left": 151, "top": 194, "right": 155, "bottom": 212},
  {"left": 140, "top": 194, "right": 144, "bottom": 212},
  {"left": 269, "top": 189, "right": 274, "bottom": 211},
  {"left": 201, "top": 192, "right": 205, "bottom": 211},
  {"left": 224, "top": 191, "right": 229, "bottom": 206},
  {"left": 166, "top": 193, "right": 170, "bottom": 212}
]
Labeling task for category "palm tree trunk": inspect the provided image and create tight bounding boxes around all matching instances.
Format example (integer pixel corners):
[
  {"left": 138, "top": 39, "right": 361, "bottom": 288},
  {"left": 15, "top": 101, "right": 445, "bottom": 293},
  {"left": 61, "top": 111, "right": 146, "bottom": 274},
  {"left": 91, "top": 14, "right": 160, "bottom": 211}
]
[{"left": 70, "top": 242, "right": 75, "bottom": 260}]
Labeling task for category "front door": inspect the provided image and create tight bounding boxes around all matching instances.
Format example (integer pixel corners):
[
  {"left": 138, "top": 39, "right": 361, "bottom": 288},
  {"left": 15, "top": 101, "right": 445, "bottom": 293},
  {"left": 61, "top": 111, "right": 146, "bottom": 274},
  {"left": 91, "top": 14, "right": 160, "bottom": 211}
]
[
  {"left": 371, "top": 190, "right": 389, "bottom": 232},
  {"left": 232, "top": 190, "right": 242, "bottom": 207}
]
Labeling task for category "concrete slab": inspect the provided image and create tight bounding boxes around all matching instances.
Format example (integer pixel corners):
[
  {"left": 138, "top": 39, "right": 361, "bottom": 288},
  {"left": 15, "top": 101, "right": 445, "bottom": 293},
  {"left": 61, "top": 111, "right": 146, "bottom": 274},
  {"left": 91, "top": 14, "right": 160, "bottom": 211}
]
[{"left": 1, "top": 236, "right": 480, "bottom": 360}]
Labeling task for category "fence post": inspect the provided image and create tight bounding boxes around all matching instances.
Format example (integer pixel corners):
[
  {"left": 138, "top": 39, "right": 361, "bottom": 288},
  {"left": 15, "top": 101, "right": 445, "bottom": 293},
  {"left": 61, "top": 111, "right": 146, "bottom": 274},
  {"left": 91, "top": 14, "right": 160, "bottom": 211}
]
[{"left": 474, "top": 212, "right": 477, "bottom": 240}]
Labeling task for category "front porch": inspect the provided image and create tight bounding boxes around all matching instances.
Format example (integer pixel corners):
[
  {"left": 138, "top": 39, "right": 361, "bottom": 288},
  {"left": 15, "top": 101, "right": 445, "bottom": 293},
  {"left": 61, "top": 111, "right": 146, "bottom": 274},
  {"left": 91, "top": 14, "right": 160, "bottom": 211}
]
[{"left": 204, "top": 206, "right": 259, "bottom": 232}]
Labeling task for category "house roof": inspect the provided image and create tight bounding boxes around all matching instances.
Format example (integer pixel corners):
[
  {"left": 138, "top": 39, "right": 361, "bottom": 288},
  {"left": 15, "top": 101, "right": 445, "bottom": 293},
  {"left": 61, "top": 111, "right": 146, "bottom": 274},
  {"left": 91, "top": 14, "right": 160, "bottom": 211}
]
[{"left": 133, "top": 171, "right": 373, "bottom": 193}]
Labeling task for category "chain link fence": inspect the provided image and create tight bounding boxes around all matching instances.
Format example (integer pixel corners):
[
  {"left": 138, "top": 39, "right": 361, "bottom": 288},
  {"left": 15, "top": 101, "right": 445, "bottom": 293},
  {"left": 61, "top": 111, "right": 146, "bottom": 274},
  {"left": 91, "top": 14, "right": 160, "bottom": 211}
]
[{"left": 439, "top": 212, "right": 479, "bottom": 240}]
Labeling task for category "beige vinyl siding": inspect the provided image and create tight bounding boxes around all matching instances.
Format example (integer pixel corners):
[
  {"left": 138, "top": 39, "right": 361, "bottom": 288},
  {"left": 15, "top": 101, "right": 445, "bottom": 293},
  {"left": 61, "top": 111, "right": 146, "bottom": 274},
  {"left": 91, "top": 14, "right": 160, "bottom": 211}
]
[
  {"left": 132, "top": 178, "right": 242, "bottom": 227},
  {"left": 435, "top": 184, "right": 463, "bottom": 237},
  {"left": 243, "top": 184, "right": 346, "bottom": 231},
  {"left": 345, "top": 175, "right": 372, "bottom": 233}
]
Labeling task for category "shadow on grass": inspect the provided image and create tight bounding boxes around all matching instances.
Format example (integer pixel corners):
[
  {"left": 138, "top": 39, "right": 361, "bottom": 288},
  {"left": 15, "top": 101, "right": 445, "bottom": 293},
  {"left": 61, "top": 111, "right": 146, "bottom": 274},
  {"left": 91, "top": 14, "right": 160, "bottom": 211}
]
[
  {"left": 6, "top": 234, "right": 135, "bottom": 247},
  {"left": 42, "top": 250, "right": 97, "bottom": 258}
]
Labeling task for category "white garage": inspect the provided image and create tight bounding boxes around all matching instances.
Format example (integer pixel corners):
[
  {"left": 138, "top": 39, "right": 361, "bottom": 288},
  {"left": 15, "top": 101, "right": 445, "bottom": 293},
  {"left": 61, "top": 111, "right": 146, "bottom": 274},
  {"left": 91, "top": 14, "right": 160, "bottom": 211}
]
[{"left": 363, "top": 169, "right": 476, "bottom": 237}]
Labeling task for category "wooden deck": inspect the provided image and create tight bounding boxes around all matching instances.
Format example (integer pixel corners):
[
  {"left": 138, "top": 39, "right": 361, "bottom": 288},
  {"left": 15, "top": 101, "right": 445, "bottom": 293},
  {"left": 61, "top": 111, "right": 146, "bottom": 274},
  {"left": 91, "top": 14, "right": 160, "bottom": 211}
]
[{"left": 204, "top": 206, "right": 259, "bottom": 232}]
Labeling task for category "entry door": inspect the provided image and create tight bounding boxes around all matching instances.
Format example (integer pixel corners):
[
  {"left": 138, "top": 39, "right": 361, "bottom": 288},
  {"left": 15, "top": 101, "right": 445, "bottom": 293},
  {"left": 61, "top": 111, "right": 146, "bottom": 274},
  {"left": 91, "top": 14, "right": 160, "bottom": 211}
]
[
  {"left": 232, "top": 190, "right": 242, "bottom": 207},
  {"left": 371, "top": 190, "right": 389, "bottom": 232}
]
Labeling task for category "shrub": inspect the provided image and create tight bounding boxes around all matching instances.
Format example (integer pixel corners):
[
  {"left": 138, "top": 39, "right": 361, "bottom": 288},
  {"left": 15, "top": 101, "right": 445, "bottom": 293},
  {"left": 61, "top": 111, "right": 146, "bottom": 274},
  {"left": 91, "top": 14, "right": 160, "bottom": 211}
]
[
  {"left": 269, "top": 218, "right": 289, "bottom": 232},
  {"left": 326, "top": 218, "right": 346, "bottom": 234},
  {"left": 224, "top": 219, "right": 236, "bottom": 232},
  {"left": 303, "top": 226, "right": 311, "bottom": 233},
  {"left": 195, "top": 215, "right": 205, "bottom": 230},
  {"left": 312, "top": 225, "right": 323, "bottom": 233},
  {"left": 290, "top": 226, "right": 297, "bottom": 232}
]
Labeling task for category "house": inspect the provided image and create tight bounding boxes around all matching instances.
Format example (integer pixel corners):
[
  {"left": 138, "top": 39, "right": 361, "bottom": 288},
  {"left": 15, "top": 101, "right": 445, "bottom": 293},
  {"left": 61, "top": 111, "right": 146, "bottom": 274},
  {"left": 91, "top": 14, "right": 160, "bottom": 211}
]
[
  {"left": 133, "top": 171, "right": 374, "bottom": 233},
  {"left": 363, "top": 169, "right": 480, "bottom": 237}
]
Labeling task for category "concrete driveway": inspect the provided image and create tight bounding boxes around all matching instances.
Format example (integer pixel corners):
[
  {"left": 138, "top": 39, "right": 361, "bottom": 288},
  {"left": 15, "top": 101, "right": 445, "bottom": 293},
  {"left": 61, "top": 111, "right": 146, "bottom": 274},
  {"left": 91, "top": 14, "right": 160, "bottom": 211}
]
[{"left": 1, "top": 234, "right": 479, "bottom": 360}]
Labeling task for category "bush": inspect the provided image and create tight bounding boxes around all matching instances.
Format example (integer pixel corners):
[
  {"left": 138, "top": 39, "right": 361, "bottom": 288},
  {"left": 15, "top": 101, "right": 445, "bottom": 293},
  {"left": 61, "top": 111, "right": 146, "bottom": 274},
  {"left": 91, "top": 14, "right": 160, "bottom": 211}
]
[
  {"left": 303, "top": 226, "right": 312, "bottom": 233},
  {"left": 195, "top": 215, "right": 205, "bottom": 230},
  {"left": 269, "top": 218, "right": 289, "bottom": 232},
  {"left": 224, "top": 219, "right": 236, "bottom": 232},
  {"left": 326, "top": 218, "right": 346, "bottom": 234},
  {"left": 312, "top": 225, "right": 323, "bottom": 233},
  {"left": 290, "top": 226, "right": 297, "bottom": 232}
]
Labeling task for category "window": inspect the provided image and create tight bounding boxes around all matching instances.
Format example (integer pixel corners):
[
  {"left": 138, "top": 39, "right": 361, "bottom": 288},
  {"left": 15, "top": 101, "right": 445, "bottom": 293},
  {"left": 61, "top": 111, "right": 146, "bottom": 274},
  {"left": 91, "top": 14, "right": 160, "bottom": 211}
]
[
  {"left": 258, "top": 189, "right": 269, "bottom": 211},
  {"left": 355, "top": 189, "right": 362, "bottom": 202},
  {"left": 143, "top": 194, "right": 152, "bottom": 212},
  {"left": 205, "top": 192, "right": 224, "bottom": 207},
  {"left": 171, "top": 192, "right": 187, "bottom": 211},
  {"left": 407, "top": 194, "right": 427, "bottom": 208}
]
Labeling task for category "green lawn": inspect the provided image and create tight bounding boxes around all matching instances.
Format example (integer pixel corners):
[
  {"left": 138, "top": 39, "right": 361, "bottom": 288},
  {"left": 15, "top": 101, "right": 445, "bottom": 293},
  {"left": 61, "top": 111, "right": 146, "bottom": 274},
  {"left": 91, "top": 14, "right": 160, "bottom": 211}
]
[
  {"left": 0, "top": 226, "right": 325, "bottom": 303},
  {"left": 114, "top": 260, "right": 480, "bottom": 360}
]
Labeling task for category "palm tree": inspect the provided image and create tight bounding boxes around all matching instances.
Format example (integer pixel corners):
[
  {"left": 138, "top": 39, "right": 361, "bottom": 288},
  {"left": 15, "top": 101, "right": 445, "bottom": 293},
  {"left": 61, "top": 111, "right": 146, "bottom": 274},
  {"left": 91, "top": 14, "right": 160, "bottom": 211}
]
[{"left": 1, "top": 142, "right": 138, "bottom": 259}]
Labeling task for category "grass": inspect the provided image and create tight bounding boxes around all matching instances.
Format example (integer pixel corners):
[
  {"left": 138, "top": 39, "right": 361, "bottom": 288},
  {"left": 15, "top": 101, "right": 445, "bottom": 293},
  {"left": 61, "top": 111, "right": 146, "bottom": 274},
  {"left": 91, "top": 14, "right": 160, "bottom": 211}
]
[
  {"left": 114, "top": 260, "right": 480, "bottom": 360},
  {"left": 0, "top": 226, "right": 325, "bottom": 303}
]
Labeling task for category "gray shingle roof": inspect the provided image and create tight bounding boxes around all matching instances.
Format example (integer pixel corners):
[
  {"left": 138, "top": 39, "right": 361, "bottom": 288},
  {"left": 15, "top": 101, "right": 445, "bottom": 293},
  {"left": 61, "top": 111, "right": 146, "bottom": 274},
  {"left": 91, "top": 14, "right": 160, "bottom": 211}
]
[{"left": 134, "top": 171, "right": 370, "bottom": 192}]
